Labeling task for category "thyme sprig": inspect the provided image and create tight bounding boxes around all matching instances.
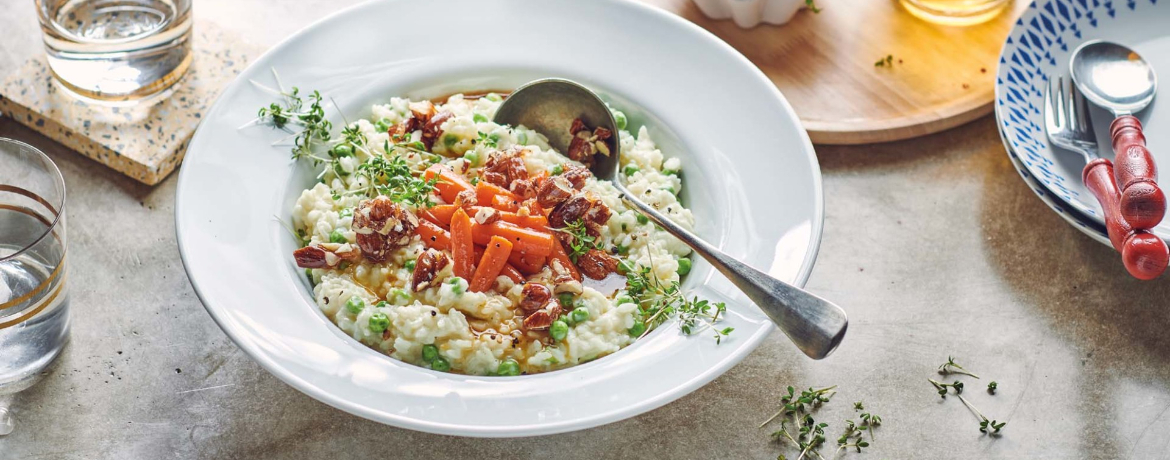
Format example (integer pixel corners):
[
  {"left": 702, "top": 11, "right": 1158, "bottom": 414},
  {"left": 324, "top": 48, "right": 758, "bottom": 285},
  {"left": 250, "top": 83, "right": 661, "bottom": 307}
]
[
  {"left": 550, "top": 218, "right": 598, "bottom": 263},
  {"left": 625, "top": 262, "right": 733, "bottom": 343},
  {"left": 930, "top": 378, "right": 1007, "bottom": 434},
  {"left": 938, "top": 356, "right": 980, "bottom": 379}
]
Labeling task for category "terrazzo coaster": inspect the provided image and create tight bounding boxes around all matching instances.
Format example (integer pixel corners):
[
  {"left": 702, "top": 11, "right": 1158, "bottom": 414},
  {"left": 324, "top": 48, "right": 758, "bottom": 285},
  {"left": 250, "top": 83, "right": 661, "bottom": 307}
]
[{"left": 0, "top": 23, "right": 263, "bottom": 186}]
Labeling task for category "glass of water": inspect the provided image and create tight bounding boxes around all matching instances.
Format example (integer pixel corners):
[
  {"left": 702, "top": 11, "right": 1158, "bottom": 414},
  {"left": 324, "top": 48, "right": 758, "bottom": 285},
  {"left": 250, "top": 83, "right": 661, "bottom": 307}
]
[
  {"left": 35, "top": 0, "right": 193, "bottom": 102},
  {"left": 0, "top": 138, "right": 70, "bottom": 401}
]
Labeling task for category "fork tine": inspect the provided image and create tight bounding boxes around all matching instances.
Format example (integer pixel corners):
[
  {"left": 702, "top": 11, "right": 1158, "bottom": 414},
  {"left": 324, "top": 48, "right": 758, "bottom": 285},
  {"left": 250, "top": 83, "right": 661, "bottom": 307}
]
[
  {"left": 1075, "top": 81, "right": 1094, "bottom": 137},
  {"left": 1064, "top": 77, "right": 1078, "bottom": 133},
  {"left": 1051, "top": 77, "right": 1065, "bottom": 128}
]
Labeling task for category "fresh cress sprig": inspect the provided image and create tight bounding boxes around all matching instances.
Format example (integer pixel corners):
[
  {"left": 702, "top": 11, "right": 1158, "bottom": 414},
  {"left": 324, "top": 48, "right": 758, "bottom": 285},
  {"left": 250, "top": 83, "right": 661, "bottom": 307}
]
[{"left": 624, "top": 261, "right": 733, "bottom": 343}]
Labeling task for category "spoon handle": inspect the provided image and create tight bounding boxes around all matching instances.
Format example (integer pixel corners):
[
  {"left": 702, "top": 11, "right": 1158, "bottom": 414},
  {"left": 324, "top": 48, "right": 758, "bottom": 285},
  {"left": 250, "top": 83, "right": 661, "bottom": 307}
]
[
  {"left": 616, "top": 185, "right": 847, "bottom": 359},
  {"left": 1110, "top": 116, "right": 1166, "bottom": 230},
  {"left": 1084, "top": 158, "right": 1170, "bottom": 279}
]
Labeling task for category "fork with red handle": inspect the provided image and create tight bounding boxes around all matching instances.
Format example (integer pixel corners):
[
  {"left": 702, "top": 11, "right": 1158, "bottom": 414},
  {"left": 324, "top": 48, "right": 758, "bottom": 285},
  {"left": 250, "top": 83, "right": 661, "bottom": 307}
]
[{"left": 1046, "top": 77, "right": 1169, "bottom": 279}]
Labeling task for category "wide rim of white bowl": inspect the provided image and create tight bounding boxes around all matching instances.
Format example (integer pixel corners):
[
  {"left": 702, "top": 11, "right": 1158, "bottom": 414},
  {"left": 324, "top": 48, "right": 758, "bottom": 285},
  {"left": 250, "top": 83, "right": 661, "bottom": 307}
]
[{"left": 176, "top": 0, "right": 824, "bottom": 437}]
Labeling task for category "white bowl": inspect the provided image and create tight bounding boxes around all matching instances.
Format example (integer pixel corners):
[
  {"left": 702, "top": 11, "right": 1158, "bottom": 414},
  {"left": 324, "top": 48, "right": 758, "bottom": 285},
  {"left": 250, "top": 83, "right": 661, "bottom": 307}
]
[
  {"left": 692, "top": 0, "right": 807, "bottom": 28},
  {"left": 175, "top": 0, "right": 823, "bottom": 437}
]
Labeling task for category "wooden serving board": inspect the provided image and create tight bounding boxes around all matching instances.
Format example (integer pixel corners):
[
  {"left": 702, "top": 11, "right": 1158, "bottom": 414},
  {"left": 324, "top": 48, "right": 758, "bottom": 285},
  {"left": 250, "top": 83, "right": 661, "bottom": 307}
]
[{"left": 639, "top": 0, "right": 1030, "bottom": 144}]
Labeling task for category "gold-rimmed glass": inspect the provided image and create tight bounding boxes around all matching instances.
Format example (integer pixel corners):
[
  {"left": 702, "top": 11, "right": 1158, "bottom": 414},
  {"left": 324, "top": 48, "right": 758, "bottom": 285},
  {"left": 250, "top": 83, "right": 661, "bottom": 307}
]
[{"left": 0, "top": 138, "right": 70, "bottom": 402}]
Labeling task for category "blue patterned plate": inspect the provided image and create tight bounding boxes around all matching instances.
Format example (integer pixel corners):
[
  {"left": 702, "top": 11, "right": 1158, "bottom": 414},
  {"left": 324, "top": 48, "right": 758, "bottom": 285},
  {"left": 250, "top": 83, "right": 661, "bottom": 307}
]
[{"left": 995, "top": 0, "right": 1170, "bottom": 244}]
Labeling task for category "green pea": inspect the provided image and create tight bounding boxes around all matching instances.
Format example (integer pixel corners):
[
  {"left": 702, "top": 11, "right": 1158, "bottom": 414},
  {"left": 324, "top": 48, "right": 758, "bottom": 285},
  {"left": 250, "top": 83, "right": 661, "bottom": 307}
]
[
  {"left": 623, "top": 165, "right": 639, "bottom": 176},
  {"left": 677, "top": 258, "right": 692, "bottom": 276},
  {"left": 517, "top": 131, "right": 528, "bottom": 145},
  {"left": 636, "top": 213, "right": 649, "bottom": 225},
  {"left": 389, "top": 289, "right": 410, "bottom": 303},
  {"left": 338, "top": 208, "right": 353, "bottom": 219},
  {"left": 570, "top": 307, "right": 590, "bottom": 324},
  {"left": 496, "top": 358, "right": 521, "bottom": 376},
  {"left": 332, "top": 144, "right": 354, "bottom": 157},
  {"left": 375, "top": 300, "right": 389, "bottom": 308},
  {"left": 345, "top": 296, "right": 365, "bottom": 314},
  {"left": 551, "top": 164, "right": 564, "bottom": 175},
  {"left": 443, "top": 134, "right": 459, "bottom": 148},
  {"left": 404, "top": 259, "right": 417, "bottom": 271},
  {"left": 485, "top": 93, "right": 502, "bottom": 102},
  {"left": 431, "top": 356, "right": 451, "bottom": 372},
  {"left": 368, "top": 312, "right": 390, "bottom": 333},
  {"left": 550, "top": 320, "right": 569, "bottom": 341},
  {"left": 473, "top": 113, "right": 488, "bottom": 123},
  {"left": 447, "top": 277, "right": 465, "bottom": 295},
  {"left": 616, "top": 295, "right": 634, "bottom": 306},
  {"left": 558, "top": 293, "right": 574, "bottom": 307},
  {"left": 329, "top": 229, "right": 347, "bottom": 244},
  {"left": 628, "top": 321, "right": 647, "bottom": 338},
  {"left": 422, "top": 344, "right": 439, "bottom": 363},
  {"left": 614, "top": 111, "right": 627, "bottom": 130},
  {"left": 463, "top": 151, "right": 479, "bottom": 166}
]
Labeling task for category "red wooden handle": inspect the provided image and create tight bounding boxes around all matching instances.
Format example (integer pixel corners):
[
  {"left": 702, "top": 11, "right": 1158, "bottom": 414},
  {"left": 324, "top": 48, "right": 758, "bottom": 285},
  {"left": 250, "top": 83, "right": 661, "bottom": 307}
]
[
  {"left": 1110, "top": 116, "right": 1166, "bottom": 230},
  {"left": 1083, "top": 158, "right": 1169, "bottom": 280}
]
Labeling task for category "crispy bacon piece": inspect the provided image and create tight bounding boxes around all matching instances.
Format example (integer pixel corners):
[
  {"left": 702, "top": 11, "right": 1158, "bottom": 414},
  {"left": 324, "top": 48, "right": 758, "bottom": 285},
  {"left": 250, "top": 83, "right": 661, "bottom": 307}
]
[
  {"left": 353, "top": 196, "right": 419, "bottom": 263},
  {"left": 536, "top": 176, "right": 574, "bottom": 208},
  {"left": 421, "top": 110, "right": 453, "bottom": 152},
  {"left": 293, "top": 243, "right": 362, "bottom": 268},
  {"left": 411, "top": 249, "right": 450, "bottom": 291},
  {"left": 522, "top": 298, "right": 563, "bottom": 331},
  {"left": 577, "top": 249, "right": 619, "bottom": 280}
]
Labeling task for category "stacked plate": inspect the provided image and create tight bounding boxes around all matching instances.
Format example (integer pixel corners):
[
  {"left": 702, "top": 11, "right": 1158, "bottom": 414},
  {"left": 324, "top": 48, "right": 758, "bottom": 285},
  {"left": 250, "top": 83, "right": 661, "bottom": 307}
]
[{"left": 996, "top": 0, "right": 1169, "bottom": 246}]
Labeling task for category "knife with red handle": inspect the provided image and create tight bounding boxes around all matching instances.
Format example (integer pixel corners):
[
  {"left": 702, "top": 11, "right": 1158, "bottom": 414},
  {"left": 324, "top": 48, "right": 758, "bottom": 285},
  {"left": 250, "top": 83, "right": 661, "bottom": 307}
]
[
  {"left": 1110, "top": 116, "right": 1166, "bottom": 230},
  {"left": 1084, "top": 158, "right": 1170, "bottom": 280}
]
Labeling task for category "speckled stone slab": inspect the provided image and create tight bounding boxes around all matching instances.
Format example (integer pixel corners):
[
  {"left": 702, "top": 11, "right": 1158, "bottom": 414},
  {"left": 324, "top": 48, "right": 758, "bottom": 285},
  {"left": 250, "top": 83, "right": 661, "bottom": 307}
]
[{"left": 0, "top": 23, "right": 262, "bottom": 185}]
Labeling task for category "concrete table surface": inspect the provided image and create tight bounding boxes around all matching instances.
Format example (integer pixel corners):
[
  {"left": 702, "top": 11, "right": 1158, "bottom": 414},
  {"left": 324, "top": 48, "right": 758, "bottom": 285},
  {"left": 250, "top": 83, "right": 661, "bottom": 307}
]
[{"left": 3, "top": 2, "right": 1170, "bottom": 459}]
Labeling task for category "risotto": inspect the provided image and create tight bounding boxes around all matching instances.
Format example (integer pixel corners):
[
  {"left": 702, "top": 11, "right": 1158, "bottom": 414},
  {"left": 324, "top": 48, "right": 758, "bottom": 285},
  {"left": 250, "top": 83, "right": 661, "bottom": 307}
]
[{"left": 289, "top": 93, "right": 694, "bottom": 375}]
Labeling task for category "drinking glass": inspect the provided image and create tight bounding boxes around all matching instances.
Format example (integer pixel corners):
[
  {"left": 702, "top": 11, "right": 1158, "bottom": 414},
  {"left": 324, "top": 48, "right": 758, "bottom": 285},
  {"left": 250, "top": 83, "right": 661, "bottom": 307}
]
[
  {"left": 900, "top": 0, "right": 1010, "bottom": 26},
  {"left": 0, "top": 138, "right": 70, "bottom": 401},
  {"left": 35, "top": 0, "right": 193, "bottom": 102}
]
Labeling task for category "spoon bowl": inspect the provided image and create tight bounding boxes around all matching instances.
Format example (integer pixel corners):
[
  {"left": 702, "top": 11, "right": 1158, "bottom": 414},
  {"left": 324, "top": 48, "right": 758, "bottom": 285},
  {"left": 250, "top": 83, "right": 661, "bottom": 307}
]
[
  {"left": 495, "top": 78, "right": 849, "bottom": 359},
  {"left": 1071, "top": 40, "right": 1157, "bottom": 115}
]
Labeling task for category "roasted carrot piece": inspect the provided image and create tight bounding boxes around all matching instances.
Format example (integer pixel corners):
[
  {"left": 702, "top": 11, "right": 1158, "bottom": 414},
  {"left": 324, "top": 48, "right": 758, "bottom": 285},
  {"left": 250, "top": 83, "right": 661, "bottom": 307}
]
[
  {"left": 548, "top": 237, "right": 582, "bottom": 281},
  {"left": 417, "top": 220, "right": 451, "bottom": 250},
  {"left": 493, "top": 209, "right": 548, "bottom": 229},
  {"left": 500, "top": 264, "right": 526, "bottom": 283},
  {"left": 451, "top": 208, "right": 476, "bottom": 279},
  {"left": 475, "top": 181, "right": 521, "bottom": 211},
  {"left": 425, "top": 165, "right": 474, "bottom": 203},
  {"left": 470, "top": 236, "right": 514, "bottom": 292},
  {"left": 508, "top": 251, "right": 546, "bottom": 275},
  {"left": 419, "top": 204, "right": 458, "bottom": 228},
  {"left": 470, "top": 221, "right": 554, "bottom": 257}
]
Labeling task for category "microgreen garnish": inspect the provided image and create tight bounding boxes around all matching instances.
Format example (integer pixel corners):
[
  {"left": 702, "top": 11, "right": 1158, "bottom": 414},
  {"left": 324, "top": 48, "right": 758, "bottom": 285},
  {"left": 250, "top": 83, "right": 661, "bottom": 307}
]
[
  {"left": 853, "top": 401, "right": 864, "bottom": 411},
  {"left": 874, "top": 54, "right": 895, "bottom": 68},
  {"left": 355, "top": 152, "right": 438, "bottom": 208},
  {"left": 805, "top": 0, "right": 821, "bottom": 13},
  {"left": 625, "top": 262, "right": 732, "bottom": 343},
  {"left": 476, "top": 131, "right": 500, "bottom": 149},
  {"left": 929, "top": 378, "right": 1006, "bottom": 435},
  {"left": 836, "top": 420, "right": 870, "bottom": 454},
  {"left": 550, "top": 218, "right": 598, "bottom": 263},
  {"left": 988, "top": 381, "right": 998, "bottom": 393},
  {"left": 761, "top": 386, "right": 837, "bottom": 460},
  {"left": 938, "top": 356, "right": 980, "bottom": 379}
]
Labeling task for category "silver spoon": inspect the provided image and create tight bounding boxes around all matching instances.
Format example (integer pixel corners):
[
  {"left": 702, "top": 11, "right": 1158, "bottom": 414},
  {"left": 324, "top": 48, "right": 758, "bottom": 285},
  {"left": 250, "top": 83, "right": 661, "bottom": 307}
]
[
  {"left": 494, "top": 78, "right": 848, "bottom": 359},
  {"left": 1071, "top": 40, "right": 1165, "bottom": 231}
]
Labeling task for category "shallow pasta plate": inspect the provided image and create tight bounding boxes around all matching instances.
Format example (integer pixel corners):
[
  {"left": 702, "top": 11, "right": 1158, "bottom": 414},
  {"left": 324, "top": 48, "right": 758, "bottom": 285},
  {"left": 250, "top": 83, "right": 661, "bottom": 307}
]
[{"left": 175, "top": 0, "right": 823, "bottom": 437}]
